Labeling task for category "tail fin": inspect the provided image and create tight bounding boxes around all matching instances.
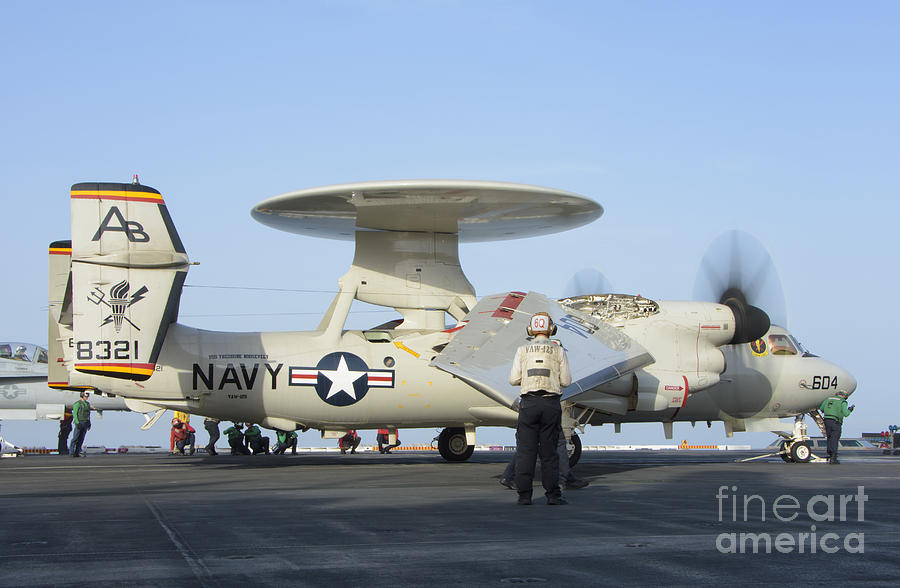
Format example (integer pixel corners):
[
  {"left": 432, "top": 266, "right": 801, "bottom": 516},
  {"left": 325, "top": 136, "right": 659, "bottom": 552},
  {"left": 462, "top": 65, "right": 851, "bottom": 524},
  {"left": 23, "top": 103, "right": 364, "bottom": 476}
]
[
  {"left": 67, "top": 182, "right": 189, "bottom": 382},
  {"left": 48, "top": 240, "right": 74, "bottom": 389}
]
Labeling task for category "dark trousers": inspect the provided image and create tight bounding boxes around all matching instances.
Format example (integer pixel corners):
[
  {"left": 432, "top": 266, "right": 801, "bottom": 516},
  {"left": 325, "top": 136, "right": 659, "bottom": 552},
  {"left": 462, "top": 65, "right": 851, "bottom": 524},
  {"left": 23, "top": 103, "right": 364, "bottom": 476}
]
[
  {"left": 339, "top": 436, "right": 360, "bottom": 454},
  {"left": 825, "top": 418, "right": 842, "bottom": 459},
  {"left": 377, "top": 434, "right": 400, "bottom": 453},
  {"left": 248, "top": 436, "right": 270, "bottom": 455},
  {"left": 204, "top": 422, "right": 220, "bottom": 454},
  {"left": 70, "top": 423, "right": 89, "bottom": 456},
  {"left": 229, "top": 438, "right": 250, "bottom": 455},
  {"left": 274, "top": 438, "right": 297, "bottom": 455},
  {"left": 503, "top": 431, "right": 573, "bottom": 485},
  {"left": 176, "top": 432, "right": 196, "bottom": 455},
  {"left": 58, "top": 427, "right": 72, "bottom": 454},
  {"left": 514, "top": 394, "right": 562, "bottom": 500}
]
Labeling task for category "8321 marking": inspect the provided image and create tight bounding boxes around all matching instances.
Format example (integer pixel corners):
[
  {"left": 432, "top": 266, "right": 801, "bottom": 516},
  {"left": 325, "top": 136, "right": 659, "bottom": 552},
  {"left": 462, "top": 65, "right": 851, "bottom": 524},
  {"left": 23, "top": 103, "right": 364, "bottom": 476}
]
[{"left": 75, "top": 340, "right": 139, "bottom": 360}]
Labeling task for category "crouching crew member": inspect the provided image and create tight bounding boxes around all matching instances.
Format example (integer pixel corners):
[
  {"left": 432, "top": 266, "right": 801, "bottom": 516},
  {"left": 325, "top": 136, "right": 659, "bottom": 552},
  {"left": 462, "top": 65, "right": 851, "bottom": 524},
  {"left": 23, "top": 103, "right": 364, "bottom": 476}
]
[
  {"left": 509, "top": 312, "right": 572, "bottom": 506},
  {"left": 170, "top": 418, "right": 196, "bottom": 455},
  {"left": 339, "top": 430, "right": 361, "bottom": 454},
  {"left": 273, "top": 429, "right": 298, "bottom": 455},
  {"left": 377, "top": 428, "right": 401, "bottom": 453},
  {"left": 244, "top": 423, "right": 270, "bottom": 455},
  {"left": 223, "top": 422, "right": 251, "bottom": 455}
]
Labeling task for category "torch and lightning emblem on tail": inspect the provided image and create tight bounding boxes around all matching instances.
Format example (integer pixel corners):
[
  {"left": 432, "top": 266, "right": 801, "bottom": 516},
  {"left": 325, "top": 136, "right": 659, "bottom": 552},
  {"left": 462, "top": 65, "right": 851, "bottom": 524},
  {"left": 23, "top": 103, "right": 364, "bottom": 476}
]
[{"left": 87, "top": 280, "right": 149, "bottom": 332}]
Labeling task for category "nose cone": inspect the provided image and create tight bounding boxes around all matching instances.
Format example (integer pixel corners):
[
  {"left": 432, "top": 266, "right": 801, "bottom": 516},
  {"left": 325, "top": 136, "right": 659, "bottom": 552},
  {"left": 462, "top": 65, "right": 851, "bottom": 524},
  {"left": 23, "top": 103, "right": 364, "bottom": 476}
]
[{"left": 840, "top": 369, "right": 858, "bottom": 396}]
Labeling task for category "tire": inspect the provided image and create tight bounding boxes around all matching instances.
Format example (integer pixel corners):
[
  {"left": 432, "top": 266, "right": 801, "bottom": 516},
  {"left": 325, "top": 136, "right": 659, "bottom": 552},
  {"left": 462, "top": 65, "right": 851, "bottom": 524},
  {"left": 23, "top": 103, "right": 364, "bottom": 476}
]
[
  {"left": 568, "top": 433, "right": 582, "bottom": 468},
  {"left": 438, "top": 427, "right": 474, "bottom": 462},
  {"left": 789, "top": 441, "right": 812, "bottom": 463},
  {"left": 778, "top": 440, "right": 793, "bottom": 462}
]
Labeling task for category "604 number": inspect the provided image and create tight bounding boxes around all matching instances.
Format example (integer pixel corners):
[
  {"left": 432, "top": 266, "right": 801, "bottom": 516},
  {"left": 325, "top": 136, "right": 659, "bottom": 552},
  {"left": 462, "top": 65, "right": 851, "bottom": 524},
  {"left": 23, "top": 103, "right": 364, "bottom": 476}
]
[
  {"left": 75, "top": 340, "right": 139, "bottom": 361},
  {"left": 810, "top": 375, "right": 838, "bottom": 390}
]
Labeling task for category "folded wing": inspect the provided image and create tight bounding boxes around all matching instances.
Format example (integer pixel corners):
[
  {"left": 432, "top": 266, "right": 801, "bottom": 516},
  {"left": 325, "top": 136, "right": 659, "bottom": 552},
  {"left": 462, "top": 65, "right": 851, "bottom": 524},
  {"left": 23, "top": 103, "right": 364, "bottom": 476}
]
[{"left": 431, "top": 291, "right": 654, "bottom": 409}]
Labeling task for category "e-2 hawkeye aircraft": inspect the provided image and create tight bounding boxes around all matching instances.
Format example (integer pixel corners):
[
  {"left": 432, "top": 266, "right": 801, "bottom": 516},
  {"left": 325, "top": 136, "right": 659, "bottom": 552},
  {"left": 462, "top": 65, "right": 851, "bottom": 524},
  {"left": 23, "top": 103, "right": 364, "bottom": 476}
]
[{"left": 47, "top": 180, "right": 855, "bottom": 463}]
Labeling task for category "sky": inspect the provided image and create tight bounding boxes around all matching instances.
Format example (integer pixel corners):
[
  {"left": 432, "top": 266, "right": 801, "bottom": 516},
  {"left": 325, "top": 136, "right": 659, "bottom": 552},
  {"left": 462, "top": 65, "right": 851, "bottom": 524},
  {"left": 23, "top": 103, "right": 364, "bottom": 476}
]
[{"left": 1, "top": 1, "right": 898, "bottom": 450}]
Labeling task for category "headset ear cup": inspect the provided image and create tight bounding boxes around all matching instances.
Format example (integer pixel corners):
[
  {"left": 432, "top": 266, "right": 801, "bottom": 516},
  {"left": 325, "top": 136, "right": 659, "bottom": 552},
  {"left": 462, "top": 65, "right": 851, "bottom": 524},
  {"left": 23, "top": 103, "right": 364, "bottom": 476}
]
[{"left": 550, "top": 324, "right": 557, "bottom": 336}]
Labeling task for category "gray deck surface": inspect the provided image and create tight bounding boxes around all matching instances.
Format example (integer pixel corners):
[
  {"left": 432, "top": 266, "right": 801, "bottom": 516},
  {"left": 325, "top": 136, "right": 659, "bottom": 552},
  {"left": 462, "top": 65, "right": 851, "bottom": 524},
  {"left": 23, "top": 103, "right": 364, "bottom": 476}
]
[{"left": 2, "top": 450, "right": 898, "bottom": 587}]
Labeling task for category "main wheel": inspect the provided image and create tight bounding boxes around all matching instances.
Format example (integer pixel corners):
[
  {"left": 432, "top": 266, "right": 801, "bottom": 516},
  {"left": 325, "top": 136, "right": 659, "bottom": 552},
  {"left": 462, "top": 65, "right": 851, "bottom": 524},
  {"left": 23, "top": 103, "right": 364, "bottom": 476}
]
[
  {"left": 568, "top": 433, "right": 582, "bottom": 467},
  {"left": 438, "top": 427, "right": 474, "bottom": 462},
  {"left": 789, "top": 441, "right": 812, "bottom": 463}
]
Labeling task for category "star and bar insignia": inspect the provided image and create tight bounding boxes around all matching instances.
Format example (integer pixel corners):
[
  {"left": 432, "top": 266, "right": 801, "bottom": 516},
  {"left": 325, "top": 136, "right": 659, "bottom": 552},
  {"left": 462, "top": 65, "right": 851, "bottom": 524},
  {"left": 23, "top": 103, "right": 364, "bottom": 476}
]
[{"left": 288, "top": 351, "right": 394, "bottom": 406}]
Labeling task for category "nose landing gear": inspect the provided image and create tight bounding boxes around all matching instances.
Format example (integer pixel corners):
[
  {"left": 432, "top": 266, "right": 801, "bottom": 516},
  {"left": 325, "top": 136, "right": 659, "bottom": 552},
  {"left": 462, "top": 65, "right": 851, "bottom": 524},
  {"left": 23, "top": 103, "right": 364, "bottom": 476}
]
[{"left": 739, "top": 415, "right": 826, "bottom": 463}]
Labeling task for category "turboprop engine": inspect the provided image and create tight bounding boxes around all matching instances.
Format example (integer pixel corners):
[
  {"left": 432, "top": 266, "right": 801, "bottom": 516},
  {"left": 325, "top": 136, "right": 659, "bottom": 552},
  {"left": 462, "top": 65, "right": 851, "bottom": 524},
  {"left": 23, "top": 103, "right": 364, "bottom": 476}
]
[
  {"left": 561, "top": 230, "right": 778, "bottom": 416},
  {"left": 560, "top": 294, "right": 764, "bottom": 414}
]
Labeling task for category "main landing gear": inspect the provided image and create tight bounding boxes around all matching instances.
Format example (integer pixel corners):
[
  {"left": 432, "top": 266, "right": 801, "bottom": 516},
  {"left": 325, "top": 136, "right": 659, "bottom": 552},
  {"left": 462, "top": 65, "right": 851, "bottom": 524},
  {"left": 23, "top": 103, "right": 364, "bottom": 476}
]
[
  {"left": 437, "top": 427, "right": 474, "bottom": 462},
  {"left": 568, "top": 433, "right": 582, "bottom": 467}
]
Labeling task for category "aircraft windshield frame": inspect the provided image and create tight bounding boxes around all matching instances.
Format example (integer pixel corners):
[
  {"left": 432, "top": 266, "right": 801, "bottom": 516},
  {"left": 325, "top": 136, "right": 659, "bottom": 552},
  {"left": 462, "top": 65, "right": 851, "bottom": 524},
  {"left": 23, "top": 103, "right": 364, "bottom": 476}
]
[
  {"left": 0, "top": 342, "right": 48, "bottom": 364},
  {"left": 767, "top": 334, "right": 798, "bottom": 356},
  {"left": 789, "top": 335, "right": 817, "bottom": 357}
]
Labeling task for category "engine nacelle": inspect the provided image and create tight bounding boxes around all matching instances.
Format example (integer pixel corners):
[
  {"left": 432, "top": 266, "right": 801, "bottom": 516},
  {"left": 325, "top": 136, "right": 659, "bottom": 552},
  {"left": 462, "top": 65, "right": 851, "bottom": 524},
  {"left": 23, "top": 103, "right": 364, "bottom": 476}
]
[
  {"left": 635, "top": 368, "right": 723, "bottom": 411},
  {"left": 560, "top": 296, "right": 735, "bottom": 414}
]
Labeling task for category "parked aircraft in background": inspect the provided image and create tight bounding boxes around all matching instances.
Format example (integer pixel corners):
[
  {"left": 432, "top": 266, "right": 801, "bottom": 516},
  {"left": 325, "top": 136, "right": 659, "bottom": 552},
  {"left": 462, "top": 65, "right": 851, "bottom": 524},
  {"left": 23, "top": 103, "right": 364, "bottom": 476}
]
[
  {"left": 1, "top": 341, "right": 161, "bottom": 453},
  {"left": 1, "top": 341, "right": 129, "bottom": 420}
]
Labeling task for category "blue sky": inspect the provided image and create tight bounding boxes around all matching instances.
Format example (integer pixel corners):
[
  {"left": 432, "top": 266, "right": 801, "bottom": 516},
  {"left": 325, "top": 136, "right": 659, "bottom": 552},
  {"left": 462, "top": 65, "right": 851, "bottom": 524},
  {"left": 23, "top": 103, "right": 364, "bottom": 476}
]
[{"left": 2, "top": 1, "right": 897, "bottom": 449}]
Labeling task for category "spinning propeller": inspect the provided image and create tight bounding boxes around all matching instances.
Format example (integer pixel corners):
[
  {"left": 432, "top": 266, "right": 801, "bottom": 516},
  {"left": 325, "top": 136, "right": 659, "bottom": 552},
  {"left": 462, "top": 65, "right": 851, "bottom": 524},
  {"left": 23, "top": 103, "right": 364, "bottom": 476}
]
[
  {"left": 561, "top": 268, "right": 614, "bottom": 298},
  {"left": 693, "top": 230, "right": 787, "bottom": 344}
]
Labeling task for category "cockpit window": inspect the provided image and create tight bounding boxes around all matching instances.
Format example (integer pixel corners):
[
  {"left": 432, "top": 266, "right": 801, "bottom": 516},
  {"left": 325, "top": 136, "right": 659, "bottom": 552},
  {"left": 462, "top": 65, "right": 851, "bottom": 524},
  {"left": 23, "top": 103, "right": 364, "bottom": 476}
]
[
  {"left": 1, "top": 342, "right": 39, "bottom": 362},
  {"left": 37, "top": 347, "right": 49, "bottom": 364},
  {"left": 768, "top": 334, "right": 798, "bottom": 356}
]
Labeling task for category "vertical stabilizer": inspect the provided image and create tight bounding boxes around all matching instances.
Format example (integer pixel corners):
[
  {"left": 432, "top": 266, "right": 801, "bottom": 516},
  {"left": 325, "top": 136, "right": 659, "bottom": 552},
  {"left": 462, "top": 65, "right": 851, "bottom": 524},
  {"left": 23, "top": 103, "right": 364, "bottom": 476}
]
[
  {"left": 68, "top": 182, "right": 189, "bottom": 382},
  {"left": 48, "top": 240, "right": 73, "bottom": 388}
]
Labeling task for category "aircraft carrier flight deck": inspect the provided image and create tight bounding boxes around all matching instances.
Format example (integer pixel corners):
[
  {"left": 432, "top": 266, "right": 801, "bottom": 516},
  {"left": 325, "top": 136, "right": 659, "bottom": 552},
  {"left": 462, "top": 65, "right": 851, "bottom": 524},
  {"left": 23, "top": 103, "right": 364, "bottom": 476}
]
[{"left": 2, "top": 450, "right": 899, "bottom": 587}]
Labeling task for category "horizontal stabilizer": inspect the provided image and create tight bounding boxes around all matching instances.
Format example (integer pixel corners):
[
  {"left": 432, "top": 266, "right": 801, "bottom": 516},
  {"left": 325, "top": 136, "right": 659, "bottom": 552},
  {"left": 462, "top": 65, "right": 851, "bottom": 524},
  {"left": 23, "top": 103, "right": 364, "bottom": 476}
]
[{"left": 431, "top": 291, "right": 653, "bottom": 408}]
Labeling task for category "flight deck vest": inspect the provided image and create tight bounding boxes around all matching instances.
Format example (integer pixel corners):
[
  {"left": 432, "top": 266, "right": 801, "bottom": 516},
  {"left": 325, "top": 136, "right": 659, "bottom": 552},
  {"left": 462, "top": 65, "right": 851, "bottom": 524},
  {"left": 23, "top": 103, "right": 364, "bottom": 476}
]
[{"left": 514, "top": 342, "right": 567, "bottom": 395}]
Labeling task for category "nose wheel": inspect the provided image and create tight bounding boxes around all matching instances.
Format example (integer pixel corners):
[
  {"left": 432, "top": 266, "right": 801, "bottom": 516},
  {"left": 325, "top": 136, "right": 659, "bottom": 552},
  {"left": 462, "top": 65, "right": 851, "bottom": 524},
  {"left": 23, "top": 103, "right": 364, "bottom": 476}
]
[
  {"left": 787, "top": 440, "right": 812, "bottom": 463},
  {"left": 739, "top": 415, "right": 825, "bottom": 463}
]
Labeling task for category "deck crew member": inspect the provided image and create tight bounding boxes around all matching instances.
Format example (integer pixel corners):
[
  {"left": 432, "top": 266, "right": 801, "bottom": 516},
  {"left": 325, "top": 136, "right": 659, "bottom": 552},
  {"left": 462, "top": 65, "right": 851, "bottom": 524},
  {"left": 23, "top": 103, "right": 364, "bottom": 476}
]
[
  {"left": 170, "top": 418, "right": 196, "bottom": 455},
  {"left": 223, "top": 422, "right": 251, "bottom": 455},
  {"left": 70, "top": 392, "right": 91, "bottom": 458},
  {"left": 819, "top": 389, "right": 855, "bottom": 464},
  {"left": 509, "top": 312, "right": 571, "bottom": 505},
  {"left": 273, "top": 429, "right": 298, "bottom": 455},
  {"left": 58, "top": 411, "right": 73, "bottom": 455},
  {"left": 244, "top": 423, "right": 270, "bottom": 455},
  {"left": 204, "top": 417, "right": 220, "bottom": 456}
]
